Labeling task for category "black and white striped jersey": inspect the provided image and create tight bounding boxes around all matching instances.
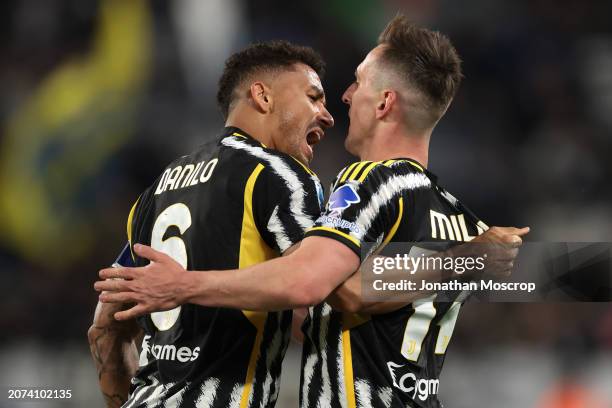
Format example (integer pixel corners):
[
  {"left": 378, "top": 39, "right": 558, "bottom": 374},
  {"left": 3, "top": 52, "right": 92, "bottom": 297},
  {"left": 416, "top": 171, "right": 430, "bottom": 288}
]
[
  {"left": 303, "top": 159, "right": 487, "bottom": 408},
  {"left": 120, "top": 127, "right": 324, "bottom": 408}
]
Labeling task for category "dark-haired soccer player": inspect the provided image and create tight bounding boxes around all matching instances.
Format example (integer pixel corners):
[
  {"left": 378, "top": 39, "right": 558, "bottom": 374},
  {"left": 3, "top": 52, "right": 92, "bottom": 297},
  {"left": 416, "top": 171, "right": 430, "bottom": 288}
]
[
  {"left": 98, "top": 16, "right": 529, "bottom": 408},
  {"left": 88, "top": 40, "right": 333, "bottom": 408}
]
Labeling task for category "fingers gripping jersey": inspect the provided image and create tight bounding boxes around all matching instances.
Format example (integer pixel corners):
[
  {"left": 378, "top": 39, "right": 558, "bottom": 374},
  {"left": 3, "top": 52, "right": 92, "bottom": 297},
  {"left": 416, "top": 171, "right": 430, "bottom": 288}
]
[
  {"left": 121, "top": 127, "right": 323, "bottom": 408},
  {"left": 303, "top": 159, "right": 486, "bottom": 408}
]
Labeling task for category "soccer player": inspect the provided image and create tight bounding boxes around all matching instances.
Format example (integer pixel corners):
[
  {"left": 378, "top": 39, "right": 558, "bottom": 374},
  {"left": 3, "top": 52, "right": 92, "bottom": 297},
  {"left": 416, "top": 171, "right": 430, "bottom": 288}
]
[
  {"left": 98, "top": 16, "right": 529, "bottom": 407},
  {"left": 88, "top": 41, "right": 334, "bottom": 408}
]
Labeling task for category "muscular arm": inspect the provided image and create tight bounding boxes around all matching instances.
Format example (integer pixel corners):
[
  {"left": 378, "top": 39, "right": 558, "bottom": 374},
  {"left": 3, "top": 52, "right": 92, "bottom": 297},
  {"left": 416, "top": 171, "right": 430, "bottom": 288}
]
[
  {"left": 327, "top": 226, "right": 531, "bottom": 314},
  {"left": 95, "top": 227, "right": 529, "bottom": 319},
  {"left": 326, "top": 255, "right": 443, "bottom": 314},
  {"left": 96, "top": 236, "right": 360, "bottom": 318},
  {"left": 87, "top": 300, "right": 142, "bottom": 407}
]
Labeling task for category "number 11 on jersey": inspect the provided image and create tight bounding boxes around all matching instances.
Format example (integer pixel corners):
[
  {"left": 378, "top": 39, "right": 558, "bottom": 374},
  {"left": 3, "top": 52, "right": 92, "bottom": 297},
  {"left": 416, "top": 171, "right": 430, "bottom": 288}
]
[{"left": 401, "top": 294, "right": 462, "bottom": 362}]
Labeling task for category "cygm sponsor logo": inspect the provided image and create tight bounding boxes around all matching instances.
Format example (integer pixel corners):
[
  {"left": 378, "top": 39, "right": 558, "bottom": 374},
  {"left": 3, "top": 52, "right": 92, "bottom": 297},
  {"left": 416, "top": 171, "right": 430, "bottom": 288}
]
[
  {"left": 316, "top": 215, "right": 361, "bottom": 234},
  {"left": 387, "top": 361, "right": 439, "bottom": 401},
  {"left": 140, "top": 335, "right": 200, "bottom": 364}
]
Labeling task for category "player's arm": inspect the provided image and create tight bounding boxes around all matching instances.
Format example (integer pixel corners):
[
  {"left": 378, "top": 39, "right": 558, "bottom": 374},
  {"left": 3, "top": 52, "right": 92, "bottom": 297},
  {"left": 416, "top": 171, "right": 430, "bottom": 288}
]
[
  {"left": 96, "top": 236, "right": 359, "bottom": 316},
  {"left": 95, "top": 225, "right": 528, "bottom": 319},
  {"left": 282, "top": 244, "right": 309, "bottom": 343},
  {"left": 291, "top": 308, "right": 308, "bottom": 343},
  {"left": 327, "top": 226, "right": 531, "bottom": 314},
  {"left": 89, "top": 198, "right": 143, "bottom": 407},
  {"left": 87, "top": 299, "right": 142, "bottom": 407},
  {"left": 95, "top": 162, "right": 399, "bottom": 316}
]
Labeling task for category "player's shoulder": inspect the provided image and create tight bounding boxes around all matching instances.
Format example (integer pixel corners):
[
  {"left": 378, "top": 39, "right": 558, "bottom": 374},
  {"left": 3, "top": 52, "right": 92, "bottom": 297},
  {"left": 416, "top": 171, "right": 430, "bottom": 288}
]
[
  {"left": 220, "top": 131, "right": 319, "bottom": 184},
  {"left": 334, "top": 158, "right": 426, "bottom": 186}
]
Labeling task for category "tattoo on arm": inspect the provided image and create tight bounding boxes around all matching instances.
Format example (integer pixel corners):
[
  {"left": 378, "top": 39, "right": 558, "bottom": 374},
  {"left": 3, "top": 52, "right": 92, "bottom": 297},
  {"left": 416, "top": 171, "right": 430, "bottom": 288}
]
[{"left": 88, "top": 302, "right": 141, "bottom": 407}]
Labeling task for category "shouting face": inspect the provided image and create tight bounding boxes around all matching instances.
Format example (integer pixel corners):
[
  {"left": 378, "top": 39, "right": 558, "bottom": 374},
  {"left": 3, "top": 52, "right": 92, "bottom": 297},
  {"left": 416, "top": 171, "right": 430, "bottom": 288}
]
[{"left": 268, "top": 63, "right": 334, "bottom": 165}]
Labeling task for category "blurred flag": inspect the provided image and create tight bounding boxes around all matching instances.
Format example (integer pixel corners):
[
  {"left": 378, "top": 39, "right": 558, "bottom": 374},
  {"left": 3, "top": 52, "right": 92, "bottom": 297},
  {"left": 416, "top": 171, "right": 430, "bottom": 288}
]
[{"left": 0, "top": 0, "right": 152, "bottom": 268}]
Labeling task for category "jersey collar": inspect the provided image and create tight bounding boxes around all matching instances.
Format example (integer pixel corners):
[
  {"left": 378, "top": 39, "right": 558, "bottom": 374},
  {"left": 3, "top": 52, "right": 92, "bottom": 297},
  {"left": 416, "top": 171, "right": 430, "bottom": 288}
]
[
  {"left": 393, "top": 157, "right": 439, "bottom": 184},
  {"left": 222, "top": 126, "right": 267, "bottom": 147}
]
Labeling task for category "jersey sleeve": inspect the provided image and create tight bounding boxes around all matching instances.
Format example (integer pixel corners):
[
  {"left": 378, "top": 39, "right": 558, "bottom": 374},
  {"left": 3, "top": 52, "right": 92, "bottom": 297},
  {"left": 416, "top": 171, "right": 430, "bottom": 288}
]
[
  {"left": 305, "top": 160, "right": 408, "bottom": 257},
  {"left": 124, "top": 184, "right": 156, "bottom": 266},
  {"left": 252, "top": 159, "right": 324, "bottom": 254},
  {"left": 111, "top": 195, "right": 142, "bottom": 267}
]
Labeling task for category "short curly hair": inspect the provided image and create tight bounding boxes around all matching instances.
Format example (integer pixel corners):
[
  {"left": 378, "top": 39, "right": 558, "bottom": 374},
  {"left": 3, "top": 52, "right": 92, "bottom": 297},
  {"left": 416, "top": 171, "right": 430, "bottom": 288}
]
[{"left": 217, "top": 40, "right": 326, "bottom": 118}]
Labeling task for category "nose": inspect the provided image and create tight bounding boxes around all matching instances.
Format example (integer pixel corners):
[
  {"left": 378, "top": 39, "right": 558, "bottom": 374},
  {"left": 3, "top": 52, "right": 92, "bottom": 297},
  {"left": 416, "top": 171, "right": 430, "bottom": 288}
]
[
  {"left": 318, "top": 105, "right": 334, "bottom": 129},
  {"left": 342, "top": 83, "right": 355, "bottom": 105}
]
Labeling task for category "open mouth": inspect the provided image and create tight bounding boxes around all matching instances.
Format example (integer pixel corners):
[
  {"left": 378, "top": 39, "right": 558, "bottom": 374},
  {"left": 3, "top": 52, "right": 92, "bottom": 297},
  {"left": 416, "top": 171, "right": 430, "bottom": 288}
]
[{"left": 306, "top": 128, "right": 324, "bottom": 146}]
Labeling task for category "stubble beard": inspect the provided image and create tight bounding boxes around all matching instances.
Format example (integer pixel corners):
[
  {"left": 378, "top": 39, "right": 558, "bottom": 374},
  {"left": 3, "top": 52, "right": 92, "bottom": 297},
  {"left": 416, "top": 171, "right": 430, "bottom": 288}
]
[{"left": 278, "top": 109, "right": 307, "bottom": 164}]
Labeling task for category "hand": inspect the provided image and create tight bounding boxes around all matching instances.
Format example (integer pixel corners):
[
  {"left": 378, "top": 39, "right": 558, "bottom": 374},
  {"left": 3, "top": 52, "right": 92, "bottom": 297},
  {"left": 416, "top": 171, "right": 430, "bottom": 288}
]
[
  {"left": 467, "top": 226, "right": 530, "bottom": 278},
  {"left": 91, "top": 300, "right": 141, "bottom": 338},
  {"left": 94, "top": 244, "right": 191, "bottom": 320}
]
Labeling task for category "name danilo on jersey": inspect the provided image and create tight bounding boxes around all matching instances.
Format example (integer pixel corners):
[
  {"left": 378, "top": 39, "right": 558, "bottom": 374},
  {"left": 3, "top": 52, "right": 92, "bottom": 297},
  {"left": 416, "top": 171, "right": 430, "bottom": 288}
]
[{"left": 155, "top": 158, "right": 218, "bottom": 195}]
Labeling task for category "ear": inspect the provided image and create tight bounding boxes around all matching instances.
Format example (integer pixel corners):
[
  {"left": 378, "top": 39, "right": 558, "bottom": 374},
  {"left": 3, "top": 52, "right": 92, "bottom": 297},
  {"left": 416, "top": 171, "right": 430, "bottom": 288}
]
[
  {"left": 375, "top": 90, "right": 396, "bottom": 120},
  {"left": 249, "top": 82, "right": 273, "bottom": 113}
]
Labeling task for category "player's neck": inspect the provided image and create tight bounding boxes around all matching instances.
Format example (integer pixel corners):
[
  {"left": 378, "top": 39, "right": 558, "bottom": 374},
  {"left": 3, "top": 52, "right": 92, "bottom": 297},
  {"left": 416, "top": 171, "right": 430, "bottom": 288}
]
[
  {"left": 225, "top": 109, "right": 273, "bottom": 147},
  {"left": 359, "top": 127, "right": 431, "bottom": 168}
]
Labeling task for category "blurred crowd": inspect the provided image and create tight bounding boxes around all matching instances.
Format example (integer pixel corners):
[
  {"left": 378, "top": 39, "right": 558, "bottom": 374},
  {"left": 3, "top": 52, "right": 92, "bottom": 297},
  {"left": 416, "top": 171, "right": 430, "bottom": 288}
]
[{"left": 0, "top": 1, "right": 611, "bottom": 404}]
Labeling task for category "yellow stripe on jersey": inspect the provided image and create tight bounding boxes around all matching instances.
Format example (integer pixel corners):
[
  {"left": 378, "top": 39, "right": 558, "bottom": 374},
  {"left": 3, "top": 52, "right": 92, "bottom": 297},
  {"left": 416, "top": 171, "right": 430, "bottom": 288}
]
[
  {"left": 346, "top": 161, "right": 370, "bottom": 181},
  {"left": 240, "top": 321, "right": 265, "bottom": 408},
  {"left": 342, "top": 328, "right": 357, "bottom": 408},
  {"left": 126, "top": 197, "right": 140, "bottom": 243},
  {"left": 233, "top": 131, "right": 268, "bottom": 148},
  {"left": 343, "top": 312, "right": 370, "bottom": 330},
  {"left": 382, "top": 159, "right": 397, "bottom": 167},
  {"left": 382, "top": 197, "right": 403, "bottom": 246},
  {"left": 357, "top": 161, "right": 382, "bottom": 182},
  {"left": 289, "top": 155, "right": 316, "bottom": 176},
  {"left": 239, "top": 163, "right": 274, "bottom": 324},
  {"left": 126, "top": 196, "right": 140, "bottom": 261},
  {"left": 339, "top": 162, "right": 361, "bottom": 183},
  {"left": 238, "top": 163, "right": 275, "bottom": 407},
  {"left": 407, "top": 160, "right": 424, "bottom": 172},
  {"left": 307, "top": 227, "right": 361, "bottom": 248}
]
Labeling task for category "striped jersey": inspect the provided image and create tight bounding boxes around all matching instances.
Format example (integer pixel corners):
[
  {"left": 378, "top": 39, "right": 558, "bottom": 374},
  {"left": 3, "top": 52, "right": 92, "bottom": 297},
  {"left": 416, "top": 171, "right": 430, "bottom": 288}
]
[
  {"left": 121, "top": 127, "right": 324, "bottom": 408},
  {"left": 303, "top": 159, "right": 487, "bottom": 408}
]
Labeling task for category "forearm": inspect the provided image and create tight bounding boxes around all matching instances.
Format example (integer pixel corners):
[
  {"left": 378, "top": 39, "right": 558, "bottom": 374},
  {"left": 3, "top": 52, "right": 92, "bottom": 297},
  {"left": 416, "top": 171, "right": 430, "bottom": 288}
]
[
  {"left": 327, "top": 273, "right": 434, "bottom": 314},
  {"left": 96, "top": 237, "right": 360, "bottom": 319},
  {"left": 181, "top": 238, "right": 358, "bottom": 311},
  {"left": 88, "top": 301, "right": 140, "bottom": 408},
  {"left": 183, "top": 256, "right": 323, "bottom": 311},
  {"left": 330, "top": 247, "right": 474, "bottom": 313},
  {"left": 291, "top": 308, "right": 307, "bottom": 343}
]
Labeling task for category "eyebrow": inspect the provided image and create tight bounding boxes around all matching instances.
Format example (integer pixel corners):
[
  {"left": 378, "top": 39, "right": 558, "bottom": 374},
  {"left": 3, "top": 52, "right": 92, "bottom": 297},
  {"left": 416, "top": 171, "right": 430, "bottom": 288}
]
[{"left": 309, "top": 85, "right": 327, "bottom": 106}]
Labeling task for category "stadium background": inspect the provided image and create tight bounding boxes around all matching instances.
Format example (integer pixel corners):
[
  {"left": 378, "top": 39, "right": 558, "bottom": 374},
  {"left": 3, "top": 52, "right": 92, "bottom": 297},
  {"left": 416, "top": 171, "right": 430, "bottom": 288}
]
[{"left": 0, "top": 0, "right": 611, "bottom": 406}]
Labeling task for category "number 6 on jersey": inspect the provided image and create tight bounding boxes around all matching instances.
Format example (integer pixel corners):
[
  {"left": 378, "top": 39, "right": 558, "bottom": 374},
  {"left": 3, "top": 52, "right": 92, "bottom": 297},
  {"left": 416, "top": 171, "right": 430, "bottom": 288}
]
[{"left": 149, "top": 203, "right": 192, "bottom": 331}]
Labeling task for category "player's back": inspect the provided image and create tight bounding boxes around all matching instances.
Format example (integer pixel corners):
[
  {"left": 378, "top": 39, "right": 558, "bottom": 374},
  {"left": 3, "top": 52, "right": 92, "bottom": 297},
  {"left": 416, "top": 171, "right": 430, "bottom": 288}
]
[{"left": 124, "top": 127, "right": 323, "bottom": 408}]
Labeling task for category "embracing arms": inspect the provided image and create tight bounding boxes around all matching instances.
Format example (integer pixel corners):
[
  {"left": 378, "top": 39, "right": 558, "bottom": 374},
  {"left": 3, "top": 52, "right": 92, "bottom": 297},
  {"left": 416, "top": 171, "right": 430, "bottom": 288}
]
[
  {"left": 96, "top": 236, "right": 360, "bottom": 319},
  {"left": 95, "top": 226, "right": 528, "bottom": 320},
  {"left": 87, "top": 299, "right": 142, "bottom": 407}
]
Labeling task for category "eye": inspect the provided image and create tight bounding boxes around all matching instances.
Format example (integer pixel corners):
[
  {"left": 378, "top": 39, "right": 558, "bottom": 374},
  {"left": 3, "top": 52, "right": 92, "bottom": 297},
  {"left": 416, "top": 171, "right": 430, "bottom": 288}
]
[{"left": 308, "top": 94, "right": 317, "bottom": 102}]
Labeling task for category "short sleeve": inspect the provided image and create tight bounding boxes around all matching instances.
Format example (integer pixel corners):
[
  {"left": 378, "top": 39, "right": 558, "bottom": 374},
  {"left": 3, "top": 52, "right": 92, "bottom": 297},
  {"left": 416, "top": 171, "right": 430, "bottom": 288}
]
[
  {"left": 115, "top": 195, "right": 143, "bottom": 267},
  {"left": 305, "top": 161, "right": 406, "bottom": 256},
  {"left": 253, "top": 160, "right": 324, "bottom": 254},
  {"left": 113, "top": 242, "right": 134, "bottom": 267}
]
